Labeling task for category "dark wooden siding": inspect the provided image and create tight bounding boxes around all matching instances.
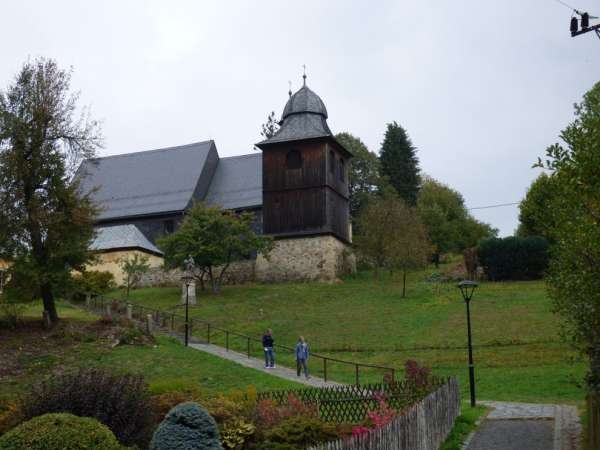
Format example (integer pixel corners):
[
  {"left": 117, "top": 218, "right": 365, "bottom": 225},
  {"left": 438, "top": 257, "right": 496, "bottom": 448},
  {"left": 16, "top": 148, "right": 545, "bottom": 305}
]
[{"left": 262, "top": 138, "right": 351, "bottom": 242}]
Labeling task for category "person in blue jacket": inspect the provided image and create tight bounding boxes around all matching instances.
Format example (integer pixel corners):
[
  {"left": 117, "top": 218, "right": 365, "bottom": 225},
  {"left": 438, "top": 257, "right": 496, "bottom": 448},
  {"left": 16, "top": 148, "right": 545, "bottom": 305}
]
[{"left": 295, "top": 336, "right": 310, "bottom": 379}]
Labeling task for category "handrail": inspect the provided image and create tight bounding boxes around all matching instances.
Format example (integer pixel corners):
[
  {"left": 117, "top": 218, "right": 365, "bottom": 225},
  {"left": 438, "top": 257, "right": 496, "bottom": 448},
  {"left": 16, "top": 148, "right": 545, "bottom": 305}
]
[{"left": 91, "top": 295, "right": 397, "bottom": 385}]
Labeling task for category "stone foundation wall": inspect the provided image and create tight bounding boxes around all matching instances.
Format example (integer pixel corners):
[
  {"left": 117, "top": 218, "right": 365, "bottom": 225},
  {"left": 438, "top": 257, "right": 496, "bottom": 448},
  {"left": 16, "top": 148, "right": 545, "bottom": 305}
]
[
  {"left": 137, "top": 235, "right": 355, "bottom": 287},
  {"left": 256, "top": 235, "right": 355, "bottom": 282}
]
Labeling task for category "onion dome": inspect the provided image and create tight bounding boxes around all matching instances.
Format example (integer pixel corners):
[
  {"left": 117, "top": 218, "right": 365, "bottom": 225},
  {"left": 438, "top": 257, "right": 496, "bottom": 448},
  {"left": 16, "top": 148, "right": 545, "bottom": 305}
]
[{"left": 282, "top": 85, "right": 328, "bottom": 120}]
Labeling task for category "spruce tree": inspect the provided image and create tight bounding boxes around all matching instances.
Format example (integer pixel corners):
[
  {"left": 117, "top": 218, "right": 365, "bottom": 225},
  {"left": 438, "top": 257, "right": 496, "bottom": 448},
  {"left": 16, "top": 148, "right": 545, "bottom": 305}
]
[{"left": 379, "top": 122, "right": 420, "bottom": 205}]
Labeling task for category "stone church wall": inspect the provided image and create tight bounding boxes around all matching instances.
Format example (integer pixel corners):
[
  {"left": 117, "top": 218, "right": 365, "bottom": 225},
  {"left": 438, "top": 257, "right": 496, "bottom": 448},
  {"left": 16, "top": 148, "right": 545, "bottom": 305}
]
[{"left": 137, "top": 235, "right": 355, "bottom": 287}]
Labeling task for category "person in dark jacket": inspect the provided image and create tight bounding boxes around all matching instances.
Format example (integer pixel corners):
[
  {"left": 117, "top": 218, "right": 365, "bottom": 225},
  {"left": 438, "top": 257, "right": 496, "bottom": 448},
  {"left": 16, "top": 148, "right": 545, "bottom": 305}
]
[
  {"left": 295, "top": 336, "right": 309, "bottom": 379},
  {"left": 262, "top": 329, "right": 275, "bottom": 368}
]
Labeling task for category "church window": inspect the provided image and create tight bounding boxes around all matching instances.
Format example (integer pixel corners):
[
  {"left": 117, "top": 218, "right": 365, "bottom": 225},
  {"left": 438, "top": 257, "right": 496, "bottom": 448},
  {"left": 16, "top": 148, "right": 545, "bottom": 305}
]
[
  {"left": 329, "top": 150, "right": 335, "bottom": 173},
  {"left": 286, "top": 149, "right": 302, "bottom": 170},
  {"left": 163, "top": 219, "right": 174, "bottom": 234},
  {"left": 339, "top": 158, "right": 345, "bottom": 182}
]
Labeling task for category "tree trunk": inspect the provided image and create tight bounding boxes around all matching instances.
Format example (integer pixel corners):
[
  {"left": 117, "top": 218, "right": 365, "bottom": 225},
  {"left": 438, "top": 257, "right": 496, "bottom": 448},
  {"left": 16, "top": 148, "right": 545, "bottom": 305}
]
[
  {"left": 402, "top": 270, "right": 407, "bottom": 298},
  {"left": 589, "top": 345, "right": 600, "bottom": 392},
  {"left": 41, "top": 283, "right": 58, "bottom": 325},
  {"left": 434, "top": 253, "right": 440, "bottom": 268}
]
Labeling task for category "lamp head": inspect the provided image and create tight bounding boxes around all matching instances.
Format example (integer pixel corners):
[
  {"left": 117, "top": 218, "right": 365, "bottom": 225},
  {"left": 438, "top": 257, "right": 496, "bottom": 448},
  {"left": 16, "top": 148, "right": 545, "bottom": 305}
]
[{"left": 458, "top": 280, "right": 478, "bottom": 302}]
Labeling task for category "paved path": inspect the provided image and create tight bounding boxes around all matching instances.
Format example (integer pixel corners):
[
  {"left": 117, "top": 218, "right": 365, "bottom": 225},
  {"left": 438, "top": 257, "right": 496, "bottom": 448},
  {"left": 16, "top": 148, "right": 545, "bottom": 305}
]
[
  {"left": 464, "top": 401, "right": 581, "bottom": 450},
  {"left": 187, "top": 340, "right": 344, "bottom": 388}
]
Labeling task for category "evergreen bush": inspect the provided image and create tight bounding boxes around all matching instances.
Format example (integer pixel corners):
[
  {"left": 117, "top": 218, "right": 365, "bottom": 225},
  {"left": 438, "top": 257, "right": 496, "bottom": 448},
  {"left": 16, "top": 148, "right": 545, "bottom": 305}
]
[
  {"left": 477, "top": 236, "right": 549, "bottom": 281},
  {"left": 0, "top": 413, "right": 127, "bottom": 450},
  {"left": 150, "top": 402, "right": 223, "bottom": 450}
]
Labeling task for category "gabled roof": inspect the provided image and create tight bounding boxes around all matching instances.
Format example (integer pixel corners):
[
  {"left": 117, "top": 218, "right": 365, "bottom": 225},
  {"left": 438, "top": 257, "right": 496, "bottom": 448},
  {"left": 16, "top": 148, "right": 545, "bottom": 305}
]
[
  {"left": 76, "top": 141, "right": 218, "bottom": 221},
  {"left": 91, "top": 225, "right": 163, "bottom": 255},
  {"left": 205, "top": 153, "right": 262, "bottom": 210}
]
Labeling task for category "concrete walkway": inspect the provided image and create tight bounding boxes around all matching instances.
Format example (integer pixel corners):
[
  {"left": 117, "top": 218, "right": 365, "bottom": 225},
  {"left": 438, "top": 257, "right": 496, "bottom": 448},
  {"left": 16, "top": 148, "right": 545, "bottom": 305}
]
[
  {"left": 187, "top": 340, "right": 344, "bottom": 388},
  {"left": 464, "top": 401, "right": 581, "bottom": 450}
]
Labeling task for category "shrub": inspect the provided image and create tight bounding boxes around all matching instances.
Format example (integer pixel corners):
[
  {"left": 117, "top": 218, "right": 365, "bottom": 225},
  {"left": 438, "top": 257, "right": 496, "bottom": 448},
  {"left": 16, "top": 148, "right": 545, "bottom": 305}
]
[
  {"left": 254, "top": 394, "right": 317, "bottom": 431},
  {"left": 0, "top": 413, "right": 127, "bottom": 450},
  {"left": 69, "top": 270, "right": 115, "bottom": 299},
  {"left": 0, "top": 402, "right": 22, "bottom": 436},
  {"left": 477, "top": 236, "right": 549, "bottom": 281},
  {"left": 150, "top": 402, "right": 223, "bottom": 450},
  {"left": 220, "top": 418, "right": 256, "bottom": 449},
  {"left": 20, "top": 368, "right": 153, "bottom": 448},
  {"left": 404, "top": 359, "right": 432, "bottom": 390},
  {"left": 262, "top": 416, "right": 338, "bottom": 449},
  {"left": 0, "top": 299, "right": 26, "bottom": 329}
]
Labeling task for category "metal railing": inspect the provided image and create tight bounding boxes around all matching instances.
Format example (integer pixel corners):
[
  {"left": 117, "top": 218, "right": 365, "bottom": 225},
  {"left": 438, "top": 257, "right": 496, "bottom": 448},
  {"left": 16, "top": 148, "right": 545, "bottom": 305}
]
[{"left": 87, "top": 295, "right": 397, "bottom": 386}]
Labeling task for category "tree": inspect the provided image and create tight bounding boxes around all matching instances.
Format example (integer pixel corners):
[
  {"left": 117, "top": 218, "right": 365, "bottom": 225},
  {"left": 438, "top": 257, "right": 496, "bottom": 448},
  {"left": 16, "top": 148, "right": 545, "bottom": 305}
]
[
  {"left": 517, "top": 172, "right": 558, "bottom": 241},
  {"left": 120, "top": 254, "right": 150, "bottom": 298},
  {"left": 335, "top": 132, "right": 383, "bottom": 221},
  {"left": 536, "top": 81, "right": 600, "bottom": 392},
  {"left": 260, "top": 111, "right": 280, "bottom": 140},
  {"left": 355, "top": 193, "right": 430, "bottom": 297},
  {"left": 417, "top": 176, "right": 497, "bottom": 266},
  {"left": 379, "top": 122, "right": 420, "bottom": 205},
  {"left": 158, "top": 203, "right": 273, "bottom": 294},
  {"left": 0, "top": 58, "right": 101, "bottom": 325}
]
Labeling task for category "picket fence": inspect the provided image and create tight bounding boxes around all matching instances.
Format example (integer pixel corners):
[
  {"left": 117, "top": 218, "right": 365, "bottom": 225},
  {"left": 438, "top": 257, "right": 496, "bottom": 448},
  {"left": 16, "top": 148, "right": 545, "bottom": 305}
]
[{"left": 306, "top": 378, "right": 460, "bottom": 450}]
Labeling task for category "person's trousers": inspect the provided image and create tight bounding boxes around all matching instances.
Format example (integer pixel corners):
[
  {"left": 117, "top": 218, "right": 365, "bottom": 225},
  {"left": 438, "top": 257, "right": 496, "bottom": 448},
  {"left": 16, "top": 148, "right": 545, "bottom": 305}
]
[
  {"left": 297, "top": 358, "right": 308, "bottom": 377},
  {"left": 264, "top": 347, "right": 275, "bottom": 367}
]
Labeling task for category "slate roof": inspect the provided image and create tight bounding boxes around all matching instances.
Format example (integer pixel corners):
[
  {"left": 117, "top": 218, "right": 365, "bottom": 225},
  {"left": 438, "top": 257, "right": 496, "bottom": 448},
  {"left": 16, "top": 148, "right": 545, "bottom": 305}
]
[
  {"left": 257, "top": 84, "right": 334, "bottom": 146},
  {"left": 91, "top": 225, "right": 163, "bottom": 255},
  {"left": 76, "top": 141, "right": 217, "bottom": 221},
  {"left": 205, "top": 153, "right": 262, "bottom": 210}
]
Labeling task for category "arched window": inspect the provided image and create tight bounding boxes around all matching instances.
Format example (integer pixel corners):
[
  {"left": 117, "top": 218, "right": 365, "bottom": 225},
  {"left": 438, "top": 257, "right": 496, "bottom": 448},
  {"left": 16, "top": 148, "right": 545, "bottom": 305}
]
[
  {"left": 286, "top": 149, "right": 302, "bottom": 170},
  {"left": 339, "top": 158, "right": 345, "bottom": 182}
]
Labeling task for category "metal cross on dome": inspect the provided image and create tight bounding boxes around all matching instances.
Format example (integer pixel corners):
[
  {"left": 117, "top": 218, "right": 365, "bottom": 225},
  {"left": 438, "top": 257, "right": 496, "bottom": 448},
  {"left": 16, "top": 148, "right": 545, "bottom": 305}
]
[{"left": 302, "top": 64, "right": 307, "bottom": 85}]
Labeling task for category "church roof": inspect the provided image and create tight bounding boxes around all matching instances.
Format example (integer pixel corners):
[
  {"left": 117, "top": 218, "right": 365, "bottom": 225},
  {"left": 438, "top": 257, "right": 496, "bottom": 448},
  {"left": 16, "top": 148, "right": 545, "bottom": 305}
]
[
  {"left": 91, "top": 224, "right": 163, "bottom": 255},
  {"left": 257, "top": 83, "right": 334, "bottom": 146},
  {"left": 76, "top": 141, "right": 219, "bottom": 221},
  {"left": 205, "top": 153, "right": 262, "bottom": 210}
]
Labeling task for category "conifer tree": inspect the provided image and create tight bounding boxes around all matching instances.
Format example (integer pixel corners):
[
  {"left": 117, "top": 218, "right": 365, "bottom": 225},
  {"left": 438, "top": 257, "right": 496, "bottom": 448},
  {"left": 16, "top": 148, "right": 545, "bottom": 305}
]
[{"left": 379, "top": 122, "right": 420, "bottom": 205}]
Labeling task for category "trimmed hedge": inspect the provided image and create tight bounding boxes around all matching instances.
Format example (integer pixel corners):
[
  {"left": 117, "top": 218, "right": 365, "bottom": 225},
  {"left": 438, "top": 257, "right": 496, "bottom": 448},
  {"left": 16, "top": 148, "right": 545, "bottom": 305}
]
[
  {"left": 0, "top": 413, "right": 127, "bottom": 450},
  {"left": 477, "top": 236, "right": 549, "bottom": 281}
]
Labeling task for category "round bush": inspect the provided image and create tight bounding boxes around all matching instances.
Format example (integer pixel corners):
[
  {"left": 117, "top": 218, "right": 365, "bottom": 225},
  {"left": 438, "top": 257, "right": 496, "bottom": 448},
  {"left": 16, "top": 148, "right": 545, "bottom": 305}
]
[
  {"left": 0, "top": 413, "right": 126, "bottom": 450},
  {"left": 150, "top": 402, "right": 222, "bottom": 450}
]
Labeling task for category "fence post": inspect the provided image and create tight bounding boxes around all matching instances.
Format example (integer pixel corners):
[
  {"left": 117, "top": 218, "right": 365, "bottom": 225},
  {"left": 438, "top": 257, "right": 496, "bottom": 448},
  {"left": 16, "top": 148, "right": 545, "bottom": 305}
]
[
  {"left": 105, "top": 303, "right": 111, "bottom": 318},
  {"left": 226, "top": 331, "right": 229, "bottom": 351},
  {"left": 146, "top": 314, "right": 153, "bottom": 334},
  {"left": 355, "top": 364, "right": 359, "bottom": 386},
  {"left": 247, "top": 337, "right": 250, "bottom": 358},
  {"left": 85, "top": 294, "right": 91, "bottom": 308},
  {"left": 207, "top": 323, "right": 211, "bottom": 344},
  {"left": 126, "top": 304, "right": 133, "bottom": 320},
  {"left": 323, "top": 358, "right": 328, "bottom": 383}
]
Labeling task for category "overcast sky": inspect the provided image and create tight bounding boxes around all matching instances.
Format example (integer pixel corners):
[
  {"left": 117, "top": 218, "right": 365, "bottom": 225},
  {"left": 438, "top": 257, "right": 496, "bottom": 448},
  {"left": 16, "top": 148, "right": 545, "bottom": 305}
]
[{"left": 3, "top": 0, "right": 599, "bottom": 235}]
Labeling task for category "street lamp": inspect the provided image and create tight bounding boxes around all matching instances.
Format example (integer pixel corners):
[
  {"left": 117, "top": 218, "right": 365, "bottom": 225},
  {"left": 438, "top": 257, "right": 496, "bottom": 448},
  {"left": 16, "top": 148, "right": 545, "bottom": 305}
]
[
  {"left": 181, "top": 255, "right": 195, "bottom": 347},
  {"left": 458, "top": 280, "right": 478, "bottom": 407}
]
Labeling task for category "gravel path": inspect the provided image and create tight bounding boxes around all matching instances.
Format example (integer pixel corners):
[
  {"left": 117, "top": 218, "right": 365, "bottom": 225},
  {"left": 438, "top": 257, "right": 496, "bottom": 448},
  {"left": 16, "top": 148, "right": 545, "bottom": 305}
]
[{"left": 464, "top": 401, "right": 581, "bottom": 450}]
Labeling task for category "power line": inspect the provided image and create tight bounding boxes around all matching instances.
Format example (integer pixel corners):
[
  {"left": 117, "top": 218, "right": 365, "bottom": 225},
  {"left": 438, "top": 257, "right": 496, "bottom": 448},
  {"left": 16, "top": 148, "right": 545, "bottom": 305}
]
[{"left": 468, "top": 202, "right": 520, "bottom": 210}]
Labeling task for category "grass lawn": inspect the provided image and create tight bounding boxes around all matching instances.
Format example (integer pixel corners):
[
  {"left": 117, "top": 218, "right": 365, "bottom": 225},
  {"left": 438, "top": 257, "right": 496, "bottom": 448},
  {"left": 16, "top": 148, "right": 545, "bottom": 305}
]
[
  {"left": 0, "top": 302, "right": 301, "bottom": 403},
  {"left": 115, "top": 265, "right": 587, "bottom": 405}
]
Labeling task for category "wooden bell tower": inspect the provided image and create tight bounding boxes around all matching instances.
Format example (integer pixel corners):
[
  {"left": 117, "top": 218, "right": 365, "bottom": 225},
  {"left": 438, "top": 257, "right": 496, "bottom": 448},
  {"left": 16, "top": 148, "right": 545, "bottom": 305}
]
[{"left": 256, "top": 79, "right": 352, "bottom": 243}]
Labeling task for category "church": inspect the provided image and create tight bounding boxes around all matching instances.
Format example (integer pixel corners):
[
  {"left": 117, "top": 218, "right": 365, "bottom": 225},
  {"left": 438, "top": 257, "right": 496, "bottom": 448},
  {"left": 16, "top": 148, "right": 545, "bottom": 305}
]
[{"left": 77, "top": 78, "right": 356, "bottom": 283}]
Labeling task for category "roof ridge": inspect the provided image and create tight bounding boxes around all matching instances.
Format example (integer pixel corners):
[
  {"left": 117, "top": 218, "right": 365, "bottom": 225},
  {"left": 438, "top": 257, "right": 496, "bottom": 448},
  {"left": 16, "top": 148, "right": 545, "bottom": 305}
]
[
  {"left": 219, "top": 153, "right": 261, "bottom": 161},
  {"left": 88, "top": 140, "right": 214, "bottom": 162}
]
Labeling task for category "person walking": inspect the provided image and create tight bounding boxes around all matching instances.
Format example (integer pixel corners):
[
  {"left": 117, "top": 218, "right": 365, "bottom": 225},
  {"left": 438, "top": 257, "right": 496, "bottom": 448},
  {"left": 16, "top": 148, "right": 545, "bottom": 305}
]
[
  {"left": 262, "top": 329, "right": 275, "bottom": 368},
  {"left": 295, "top": 336, "right": 310, "bottom": 379}
]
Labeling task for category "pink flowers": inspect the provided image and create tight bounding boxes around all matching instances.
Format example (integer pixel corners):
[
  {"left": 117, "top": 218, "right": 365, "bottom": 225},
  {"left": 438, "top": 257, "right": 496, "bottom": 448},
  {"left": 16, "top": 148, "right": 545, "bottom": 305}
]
[{"left": 350, "top": 392, "right": 397, "bottom": 437}]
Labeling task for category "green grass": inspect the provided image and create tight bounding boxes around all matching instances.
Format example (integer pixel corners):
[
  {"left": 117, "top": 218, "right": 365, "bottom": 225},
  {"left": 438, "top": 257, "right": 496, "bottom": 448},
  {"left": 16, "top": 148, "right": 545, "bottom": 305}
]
[
  {"left": 1, "top": 302, "right": 301, "bottom": 402},
  {"left": 440, "top": 403, "right": 488, "bottom": 450},
  {"left": 115, "top": 265, "right": 587, "bottom": 404}
]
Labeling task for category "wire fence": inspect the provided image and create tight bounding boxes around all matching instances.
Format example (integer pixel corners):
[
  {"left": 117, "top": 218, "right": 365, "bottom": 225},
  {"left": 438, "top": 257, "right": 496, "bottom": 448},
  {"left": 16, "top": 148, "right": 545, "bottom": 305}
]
[{"left": 86, "top": 295, "right": 397, "bottom": 386}]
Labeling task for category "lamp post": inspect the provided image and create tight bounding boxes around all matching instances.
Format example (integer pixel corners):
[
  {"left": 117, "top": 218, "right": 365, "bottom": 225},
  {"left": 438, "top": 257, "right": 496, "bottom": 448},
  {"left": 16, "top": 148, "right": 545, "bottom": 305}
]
[
  {"left": 181, "top": 255, "right": 195, "bottom": 347},
  {"left": 458, "top": 280, "right": 478, "bottom": 407}
]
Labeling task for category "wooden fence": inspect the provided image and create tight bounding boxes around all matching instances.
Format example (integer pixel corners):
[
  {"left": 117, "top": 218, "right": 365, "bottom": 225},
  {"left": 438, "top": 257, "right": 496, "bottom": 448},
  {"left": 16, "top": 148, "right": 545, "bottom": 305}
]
[
  {"left": 306, "top": 378, "right": 460, "bottom": 450},
  {"left": 258, "top": 378, "right": 449, "bottom": 424}
]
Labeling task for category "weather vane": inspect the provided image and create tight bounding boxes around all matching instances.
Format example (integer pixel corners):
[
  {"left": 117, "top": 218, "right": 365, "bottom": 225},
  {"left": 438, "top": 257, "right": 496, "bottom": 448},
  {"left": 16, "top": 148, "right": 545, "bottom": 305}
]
[
  {"left": 288, "top": 80, "right": 292, "bottom": 97},
  {"left": 302, "top": 64, "right": 307, "bottom": 85}
]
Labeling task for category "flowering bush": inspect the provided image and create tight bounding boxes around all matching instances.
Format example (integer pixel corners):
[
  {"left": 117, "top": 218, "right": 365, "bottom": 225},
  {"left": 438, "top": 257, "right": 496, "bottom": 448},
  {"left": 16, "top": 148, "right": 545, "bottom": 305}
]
[
  {"left": 351, "top": 392, "right": 397, "bottom": 437},
  {"left": 404, "top": 359, "right": 432, "bottom": 390},
  {"left": 254, "top": 394, "right": 317, "bottom": 431}
]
